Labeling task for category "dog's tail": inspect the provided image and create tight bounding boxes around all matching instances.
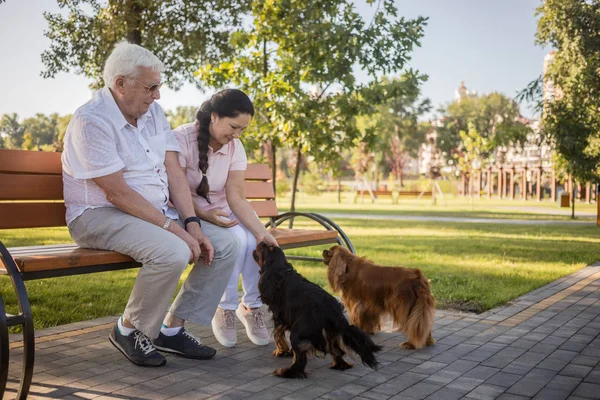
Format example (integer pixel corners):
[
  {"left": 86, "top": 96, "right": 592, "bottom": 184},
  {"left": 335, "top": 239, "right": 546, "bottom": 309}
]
[
  {"left": 405, "top": 282, "right": 436, "bottom": 349},
  {"left": 341, "top": 325, "right": 382, "bottom": 369}
]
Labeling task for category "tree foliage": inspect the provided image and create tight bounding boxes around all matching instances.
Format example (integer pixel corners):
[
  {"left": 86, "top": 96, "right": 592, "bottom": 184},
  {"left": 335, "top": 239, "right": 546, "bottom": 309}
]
[
  {"left": 42, "top": 0, "right": 250, "bottom": 89},
  {"left": 197, "top": 0, "right": 427, "bottom": 207},
  {"left": 437, "top": 92, "right": 531, "bottom": 166},
  {"left": 519, "top": 0, "right": 600, "bottom": 185}
]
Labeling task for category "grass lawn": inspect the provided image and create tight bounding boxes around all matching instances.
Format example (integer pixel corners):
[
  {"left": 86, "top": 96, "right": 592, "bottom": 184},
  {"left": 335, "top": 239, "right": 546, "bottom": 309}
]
[
  {"left": 1, "top": 203, "right": 599, "bottom": 331},
  {"left": 277, "top": 192, "right": 597, "bottom": 221}
]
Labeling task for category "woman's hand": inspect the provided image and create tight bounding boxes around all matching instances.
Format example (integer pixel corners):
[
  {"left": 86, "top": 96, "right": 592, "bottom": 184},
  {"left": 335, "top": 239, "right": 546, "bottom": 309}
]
[
  {"left": 256, "top": 231, "right": 278, "bottom": 247},
  {"left": 204, "top": 209, "right": 239, "bottom": 228}
]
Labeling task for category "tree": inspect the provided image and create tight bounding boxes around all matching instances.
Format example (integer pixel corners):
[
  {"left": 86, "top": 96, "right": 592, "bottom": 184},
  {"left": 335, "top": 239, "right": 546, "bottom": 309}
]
[
  {"left": 165, "top": 106, "right": 197, "bottom": 129},
  {"left": 55, "top": 114, "right": 72, "bottom": 151},
  {"left": 519, "top": 0, "right": 600, "bottom": 219},
  {"left": 454, "top": 123, "right": 490, "bottom": 197},
  {"left": 436, "top": 92, "right": 530, "bottom": 166},
  {"left": 0, "top": 113, "right": 26, "bottom": 149},
  {"left": 367, "top": 75, "right": 431, "bottom": 186},
  {"left": 42, "top": 0, "right": 250, "bottom": 89},
  {"left": 22, "top": 113, "right": 59, "bottom": 148},
  {"left": 198, "top": 0, "right": 427, "bottom": 213}
]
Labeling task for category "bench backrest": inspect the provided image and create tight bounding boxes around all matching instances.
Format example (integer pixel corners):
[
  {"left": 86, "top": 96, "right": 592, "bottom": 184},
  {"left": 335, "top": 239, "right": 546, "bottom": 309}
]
[{"left": 0, "top": 149, "right": 278, "bottom": 230}]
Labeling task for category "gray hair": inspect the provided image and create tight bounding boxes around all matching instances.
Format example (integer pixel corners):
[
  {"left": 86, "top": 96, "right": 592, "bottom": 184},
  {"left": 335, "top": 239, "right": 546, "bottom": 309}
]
[{"left": 103, "top": 41, "right": 165, "bottom": 89}]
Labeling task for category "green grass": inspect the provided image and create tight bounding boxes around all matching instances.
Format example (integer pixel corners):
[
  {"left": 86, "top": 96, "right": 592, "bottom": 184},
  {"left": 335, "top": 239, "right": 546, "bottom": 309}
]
[
  {"left": 277, "top": 192, "right": 597, "bottom": 221},
  {"left": 1, "top": 195, "right": 598, "bottom": 331}
]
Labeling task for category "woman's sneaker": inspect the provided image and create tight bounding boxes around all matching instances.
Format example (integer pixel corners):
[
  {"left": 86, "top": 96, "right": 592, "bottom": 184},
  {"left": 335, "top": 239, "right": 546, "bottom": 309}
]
[
  {"left": 211, "top": 307, "right": 237, "bottom": 347},
  {"left": 236, "top": 305, "right": 270, "bottom": 346},
  {"left": 108, "top": 324, "right": 166, "bottom": 367},
  {"left": 153, "top": 327, "right": 216, "bottom": 359}
]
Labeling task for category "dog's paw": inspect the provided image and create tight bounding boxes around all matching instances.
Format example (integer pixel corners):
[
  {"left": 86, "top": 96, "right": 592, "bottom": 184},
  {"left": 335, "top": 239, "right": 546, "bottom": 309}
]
[
  {"left": 272, "top": 349, "right": 293, "bottom": 358},
  {"left": 400, "top": 341, "right": 416, "bottom": 350},
  {"left": 274, "top": 367, "right": 307, "bottom": 379},
  {"left": 329, "top": 359, "right": 353, "bottom": 370},
  {"left": 426, "top": 337, "right": 436, "bottom": 346}
]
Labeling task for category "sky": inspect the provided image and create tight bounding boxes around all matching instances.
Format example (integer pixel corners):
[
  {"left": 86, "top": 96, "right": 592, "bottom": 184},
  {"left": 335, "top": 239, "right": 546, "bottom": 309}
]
[{"left": 0, "top": 0, "right": 550, "bottom": 121}]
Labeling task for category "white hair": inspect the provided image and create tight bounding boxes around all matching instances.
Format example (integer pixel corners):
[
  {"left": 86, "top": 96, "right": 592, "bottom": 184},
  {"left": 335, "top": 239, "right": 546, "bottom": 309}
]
[{"left": 103, "top": 41, "right": 165, "bottom": 89}]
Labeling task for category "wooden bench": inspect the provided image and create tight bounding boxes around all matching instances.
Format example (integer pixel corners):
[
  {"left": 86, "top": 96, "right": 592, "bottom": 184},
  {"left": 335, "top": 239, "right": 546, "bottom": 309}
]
[
  {"left": 354, "top": 189, "right": 433, "bottom": 204},
  {"left": 0, "top": 149, "right": 354, "bottom": 399}
]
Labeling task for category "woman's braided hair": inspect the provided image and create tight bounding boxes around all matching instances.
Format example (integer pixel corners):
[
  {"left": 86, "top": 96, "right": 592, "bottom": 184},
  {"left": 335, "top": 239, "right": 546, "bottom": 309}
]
[{"left": 195, "top": 89, "right": 255, "bottom": 202}]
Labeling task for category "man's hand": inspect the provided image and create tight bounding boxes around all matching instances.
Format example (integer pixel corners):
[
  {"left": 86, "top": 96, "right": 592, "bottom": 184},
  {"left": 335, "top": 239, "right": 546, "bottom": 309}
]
[
  {"left": 177, "top": 229, "right": 201, "bottom": 264},
  {"left": 187, "top": 223, "right": 214, "bottom": 265}
]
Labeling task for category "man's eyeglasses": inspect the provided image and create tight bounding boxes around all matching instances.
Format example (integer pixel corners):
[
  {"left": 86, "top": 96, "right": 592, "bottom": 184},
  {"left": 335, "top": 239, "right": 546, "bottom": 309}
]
[{"left": 133, "top": 79, "right": 163, "bottom": 93}]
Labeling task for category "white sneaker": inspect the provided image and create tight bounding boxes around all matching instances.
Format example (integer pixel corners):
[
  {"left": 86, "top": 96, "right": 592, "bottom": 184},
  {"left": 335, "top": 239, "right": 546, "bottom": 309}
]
[
  {"left": 211, "top": 307, "right": 237, "bottom": 347},
  {"left": 236, "top": 304, "right": 270, "bottom": 346}
]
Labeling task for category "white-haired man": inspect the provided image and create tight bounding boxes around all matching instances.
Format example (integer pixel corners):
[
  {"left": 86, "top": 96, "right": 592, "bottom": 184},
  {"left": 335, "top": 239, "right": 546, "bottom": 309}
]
[{"left": 62, "top": 41, "right": 239, "bottom": 367}]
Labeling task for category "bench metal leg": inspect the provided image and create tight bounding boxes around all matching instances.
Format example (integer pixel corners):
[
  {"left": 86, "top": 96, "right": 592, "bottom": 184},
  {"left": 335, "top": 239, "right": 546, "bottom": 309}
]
[
  {"left": 0, "top": 241, "right": 34, "bottom": 400},
  {"left": 0, "top": 295, "right": 8, "bottom": 398},
  {"left": 267, "top": 212, "right": 356, "bottom": 262}
]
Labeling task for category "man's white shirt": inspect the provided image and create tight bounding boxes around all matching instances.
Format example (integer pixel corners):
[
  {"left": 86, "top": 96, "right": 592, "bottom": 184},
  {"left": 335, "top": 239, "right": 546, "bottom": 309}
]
[{"left": 62, "top": 87, "right": 180, "bottom": 225}]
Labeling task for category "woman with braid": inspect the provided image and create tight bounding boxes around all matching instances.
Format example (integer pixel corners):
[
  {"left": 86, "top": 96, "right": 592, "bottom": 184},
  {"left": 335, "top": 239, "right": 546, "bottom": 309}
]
[{"left": 173, "top": 89, "right": 278, "bottom": 347}]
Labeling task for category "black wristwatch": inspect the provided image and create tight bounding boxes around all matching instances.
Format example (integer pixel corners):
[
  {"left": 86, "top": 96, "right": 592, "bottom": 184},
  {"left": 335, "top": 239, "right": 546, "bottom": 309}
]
[{"left": 184, "top": 216, "right": 202, "bottom": 230}]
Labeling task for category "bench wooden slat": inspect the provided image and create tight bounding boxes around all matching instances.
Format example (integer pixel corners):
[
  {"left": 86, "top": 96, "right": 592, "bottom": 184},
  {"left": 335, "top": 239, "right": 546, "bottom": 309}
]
[
  {"left": 0, "top": 174, "right": 63, "bottom": 201},
  {"left": 244, "top": 181, "right": 275, "bottom": 199},
  {"left": 0, "top": 149, "right": 62, "bottom": 175},
  {"left": 250, "top": 200, "right": 279, "bottom": 218},
  {"left": 245, "top": 164, "right": 271, "bottom": 181},
  {"left": 0, "top": 203, "right": 67, "bottom": 229},
  {"left": 0, "top": 200, "right": 279, "bottom": 229},
  {"left": 1, "top": 246, "right": 135, "bottom": 273},
  {"left": 0, "top": 229, "right": 337, "bottom": 274},
  {"left": 270, "top": 228, "right": 338, "bottom": 246}
]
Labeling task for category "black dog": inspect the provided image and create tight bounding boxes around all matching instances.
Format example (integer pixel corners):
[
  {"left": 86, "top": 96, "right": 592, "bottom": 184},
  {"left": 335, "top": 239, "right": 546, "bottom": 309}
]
[{"left": 253, "top": 242, "right": 382, "bottom": 379}]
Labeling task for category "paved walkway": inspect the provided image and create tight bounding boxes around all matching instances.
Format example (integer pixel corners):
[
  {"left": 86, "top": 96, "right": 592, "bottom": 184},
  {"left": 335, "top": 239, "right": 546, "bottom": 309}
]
[
  {"left": 4, "top": 265, "right": 600, "bottom": 400},
  {"left": 322, "top": 213, "right": 594, "bottom": 226}
]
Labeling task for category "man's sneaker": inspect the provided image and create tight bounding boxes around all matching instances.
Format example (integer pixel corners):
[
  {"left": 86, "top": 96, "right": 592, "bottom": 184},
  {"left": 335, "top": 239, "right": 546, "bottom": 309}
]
[
  {"left": 211, "top": 307, "right": 237, "bottom": 347},
  {"left": 153, "top": 327, "right": 216, "bottom": 359},
  {"left": 236, "top": 305, "right": 270, "bottom": 346},
  {"left": 108, "top": 324, "right": 166, "bottom": 367}
]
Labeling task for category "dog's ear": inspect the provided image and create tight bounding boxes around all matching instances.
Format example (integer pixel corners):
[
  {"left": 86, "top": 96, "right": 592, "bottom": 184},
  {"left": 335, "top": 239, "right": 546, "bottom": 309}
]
[{"left": 327, "top": 247, "right": 348, "bottom": 291}]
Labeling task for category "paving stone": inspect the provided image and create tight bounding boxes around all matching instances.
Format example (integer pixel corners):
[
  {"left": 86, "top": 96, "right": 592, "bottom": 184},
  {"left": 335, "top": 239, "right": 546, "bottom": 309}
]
[
  {"left": 496, "top": 394, "right": 531, "bottom": 400},
  {"left": 399, "top": 381, "right": 443, "bottom": 399},
  {"left": 464, "top": 366, "right": 502, "bottom": 380},
  {"left": 583, "top": 369, "right": 600, "bottom": 383},
  {"left": 571, "top": 355, "right": 599, "bottom": 367},
  {"left": 424, "top": 388, "right": 468, "bottom": 400},
  {"left": 486, "top": 372, "right": 522, "bottom": 388},
  {"left": 532, "top": 387, "right": 572, "bottom": 400},
  {"left": 572, "top": 382, "right": 600, "bottom": 398},
  {"left": 560, "top": 364, "right": 593, "bottom": 379},
  {"left": 447, "top": 377, "right": 485, "bottom": 392},
  {"left": 359, "top": 390, "right": 392, "bottom": 400},
  {"left": 465, "top": 384, "right": 506, "bottom": 399},
  {"left": 547, "top": 374, "right": 583, "bottom": 392},
  {"left": 506, "top": 368, "right": 557, "bottom": 397},
  {"left": 409, "top": 361, "right": 447, "bottom": 375},
  {"left": 502, "top": 361, "right": 537, "bottom": 376}
]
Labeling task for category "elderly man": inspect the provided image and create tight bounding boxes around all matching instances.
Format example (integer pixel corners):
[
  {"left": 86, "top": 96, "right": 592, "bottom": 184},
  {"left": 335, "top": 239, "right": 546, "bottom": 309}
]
[{"left": 62, "top": 41, "right": 238, "bottom": 367}]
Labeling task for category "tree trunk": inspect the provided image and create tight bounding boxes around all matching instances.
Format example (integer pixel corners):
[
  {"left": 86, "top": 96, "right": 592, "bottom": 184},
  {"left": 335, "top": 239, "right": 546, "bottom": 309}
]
[
  {"left": 571, "top": 180, "right": 576, "bottom": 219},
  {"left": 126, "top": 0, "right": 143, "bottom": 45},
  {"left": 337, "top": 174, "right": 342, "bottom": 204},
  {"left": 289, "top": 146, "right": 302, "bottom": 228},
  {"left": 270, "top": 142, "right": 277, "bottom": 195}
]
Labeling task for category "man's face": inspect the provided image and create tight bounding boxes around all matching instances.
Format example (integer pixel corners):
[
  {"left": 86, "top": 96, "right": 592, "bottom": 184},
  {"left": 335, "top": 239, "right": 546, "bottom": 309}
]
[{"left": 119, "top": 67, "right": 161, "bottom": 119}]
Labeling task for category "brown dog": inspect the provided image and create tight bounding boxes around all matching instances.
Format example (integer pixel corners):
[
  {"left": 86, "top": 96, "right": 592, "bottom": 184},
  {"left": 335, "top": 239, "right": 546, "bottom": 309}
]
[{"left": 323, "top": 245, "right": 436, "bottom": 350}]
